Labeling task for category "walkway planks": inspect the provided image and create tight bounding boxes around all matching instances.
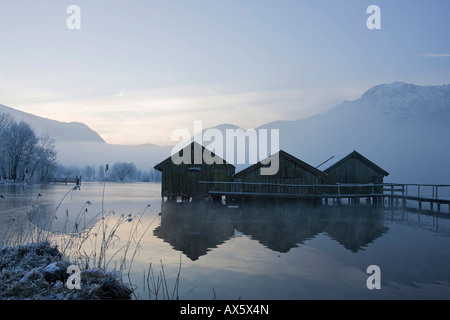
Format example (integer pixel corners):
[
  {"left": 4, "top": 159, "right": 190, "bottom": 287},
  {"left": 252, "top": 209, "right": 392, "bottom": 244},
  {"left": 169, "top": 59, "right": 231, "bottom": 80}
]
[{"left": 198, "top": 181, "right": 450, "bottom": 214}]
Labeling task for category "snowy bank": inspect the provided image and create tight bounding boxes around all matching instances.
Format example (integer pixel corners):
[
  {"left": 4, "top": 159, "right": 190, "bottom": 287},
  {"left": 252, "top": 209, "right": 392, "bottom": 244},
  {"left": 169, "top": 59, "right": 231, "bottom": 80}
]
[{"left": 0, "top": 241, "right": 132, "bottom": 300}]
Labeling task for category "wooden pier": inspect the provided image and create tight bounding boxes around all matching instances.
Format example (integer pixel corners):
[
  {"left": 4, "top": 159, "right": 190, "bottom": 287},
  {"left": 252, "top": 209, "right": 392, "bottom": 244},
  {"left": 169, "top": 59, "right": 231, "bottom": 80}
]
[
  {"left": 198, "top": 181, "right": 450, "bottom": 214},
  {"left": 46, "top": 176, "right": 81, "bottom": 185}
]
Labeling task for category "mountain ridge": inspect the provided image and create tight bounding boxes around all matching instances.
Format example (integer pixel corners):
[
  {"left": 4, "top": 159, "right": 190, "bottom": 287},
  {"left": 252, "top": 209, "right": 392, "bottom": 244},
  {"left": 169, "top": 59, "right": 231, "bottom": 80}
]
[
  {"left": 0, "top": 104, "right": 105, "bottom": 143},
  {"left": 257, "top": 82, "right": 450, "bottom": 183},
  {"left": 1, "top": 81, "right": 449, "bottom": 183},
  {"left": 350, "top": 81, "right": 450, "bottom": 120}
]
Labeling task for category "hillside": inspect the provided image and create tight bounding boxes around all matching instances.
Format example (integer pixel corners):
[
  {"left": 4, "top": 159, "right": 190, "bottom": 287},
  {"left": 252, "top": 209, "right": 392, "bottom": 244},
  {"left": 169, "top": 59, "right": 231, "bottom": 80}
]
[
  {"left": 0, "top": 104, "right": 105, "bottom": 143},
  {"left": 258, "top": 82, "right": 450, "bottom": 183},
  {"left": 0, "top": 103, "right": 170, "bottom": 170},
  {"left": 1, "top": 82, "right": 449, "bottom": 183}
]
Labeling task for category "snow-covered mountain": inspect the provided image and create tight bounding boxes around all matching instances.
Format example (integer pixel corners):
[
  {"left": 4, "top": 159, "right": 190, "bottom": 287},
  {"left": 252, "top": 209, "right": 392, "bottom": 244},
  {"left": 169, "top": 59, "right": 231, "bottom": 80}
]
[
  {"left": 1, "top": 81, "right": 449, "bottom": 183},
  {"left": 191, "top": 82, "right": 449, "bottom": 183},
  {"left": 258, "top": 82, "right": 450, "bottom": 183},
  {"left": 355, "top": 82, "right": 450, "bottom": 119}
]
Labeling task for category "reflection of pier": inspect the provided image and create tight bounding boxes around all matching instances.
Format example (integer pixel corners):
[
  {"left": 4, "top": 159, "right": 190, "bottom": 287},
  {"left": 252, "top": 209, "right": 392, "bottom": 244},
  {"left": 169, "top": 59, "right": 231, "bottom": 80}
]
[
  {"left": 198, "top": 182, "right": 450, "bottom": 214},
  {"left": 154, "top": 202, "right": 388, "bottom": 260}
]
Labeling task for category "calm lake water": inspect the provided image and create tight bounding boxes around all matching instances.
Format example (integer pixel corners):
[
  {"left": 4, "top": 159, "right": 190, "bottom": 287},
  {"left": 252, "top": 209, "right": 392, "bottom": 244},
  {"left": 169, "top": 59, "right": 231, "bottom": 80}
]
[{"left": 1, "top": 182, "right": 449, "bottom": 300}]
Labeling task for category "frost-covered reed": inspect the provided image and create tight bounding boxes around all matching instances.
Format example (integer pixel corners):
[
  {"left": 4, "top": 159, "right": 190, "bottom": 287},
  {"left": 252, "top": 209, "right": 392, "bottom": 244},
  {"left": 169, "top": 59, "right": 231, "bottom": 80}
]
[{"left": 0, "top": 181, "right": 182, "bottom": 300}]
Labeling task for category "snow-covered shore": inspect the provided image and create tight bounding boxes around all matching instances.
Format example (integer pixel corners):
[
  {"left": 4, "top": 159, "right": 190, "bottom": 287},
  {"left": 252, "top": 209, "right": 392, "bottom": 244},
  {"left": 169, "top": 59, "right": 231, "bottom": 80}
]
[{"left": 0, "top": 241, "right": 133, "bottom": 300}]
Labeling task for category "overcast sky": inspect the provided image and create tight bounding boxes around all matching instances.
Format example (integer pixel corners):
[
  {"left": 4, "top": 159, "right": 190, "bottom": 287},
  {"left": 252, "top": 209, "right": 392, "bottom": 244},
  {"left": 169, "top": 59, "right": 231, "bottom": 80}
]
[{"left": 0, "top": 0, "right": 449, "bottom": 145}]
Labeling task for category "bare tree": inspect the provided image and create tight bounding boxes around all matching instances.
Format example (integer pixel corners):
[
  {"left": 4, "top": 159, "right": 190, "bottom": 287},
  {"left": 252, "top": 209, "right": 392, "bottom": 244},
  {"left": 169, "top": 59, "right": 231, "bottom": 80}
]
[
  {"left": 29, "top": 134, "right": 58, "bottom": 181},
  {"left": 83, "top": 165, "right": 95, "bottom": 181},
  {"left": 111, "top": 162, "right": 137, "bottom": 181},
  {"left": 0, "top": 113, "right": 15, "bottom": 178},
  {"left": 1, "top": 121, "right": 38, "bottom": 180},
  {"left": 0, "top": 113, "right": 58, "bottom": 182},
  {"left": 0, "top": 113, "right": 14, "bottom": 130}
]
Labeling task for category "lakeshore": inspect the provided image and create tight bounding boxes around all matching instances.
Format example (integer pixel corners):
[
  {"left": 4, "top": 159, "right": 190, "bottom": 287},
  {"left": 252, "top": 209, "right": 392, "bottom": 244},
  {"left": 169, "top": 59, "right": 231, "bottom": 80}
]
[{"left": 1, "top": 182, "right": 449, "bottom": 300}]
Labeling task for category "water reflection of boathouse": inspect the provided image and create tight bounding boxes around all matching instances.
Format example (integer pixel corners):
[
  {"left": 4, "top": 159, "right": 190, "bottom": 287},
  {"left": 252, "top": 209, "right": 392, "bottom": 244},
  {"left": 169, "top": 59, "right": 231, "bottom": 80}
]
[
  {"left": 154, "top": 202, "right": 388, "bottom": 260},
  {"left": 153, "top": 202, "right": 236, "bottom": 261}
]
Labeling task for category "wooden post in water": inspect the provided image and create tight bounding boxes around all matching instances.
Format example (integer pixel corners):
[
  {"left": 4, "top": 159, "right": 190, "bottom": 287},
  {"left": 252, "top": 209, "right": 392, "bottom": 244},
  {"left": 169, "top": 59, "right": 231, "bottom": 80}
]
[
  {"left": 337, "top": 185, "right": 341, "bottom": 205},
  {"left": 431, "top": 186, "right": 434, "bottom": 210},
  {"left": 390, "top": 185, "right": 394, "bottom": 207},
  {"left": 371, "top": 185, "right": 376, "bottom": 207},
  {"left": 418, "top": 185, "right": 422, "bottom": 210},
  {"left": 404, "top": 185, "right": 408, "bottom": 207}
]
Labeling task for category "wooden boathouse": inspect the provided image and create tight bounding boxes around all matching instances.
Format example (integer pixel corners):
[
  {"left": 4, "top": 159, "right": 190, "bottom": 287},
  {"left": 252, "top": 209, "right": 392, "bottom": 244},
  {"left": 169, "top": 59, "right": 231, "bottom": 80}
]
[
  {"left": 230, "top": 150, "right": 326, "bottom": 200},
  {"left": 318, "top": 150, "right": 389, "bottom": 185},
  {"left": 154, "top": 141, "right": 235, "bottom": 202},
  {"left": 154, "top": 145, "right": 450, "bottom": 213},
  {"left": 316, "top": 150, "right": 389, "bottom": 199}
]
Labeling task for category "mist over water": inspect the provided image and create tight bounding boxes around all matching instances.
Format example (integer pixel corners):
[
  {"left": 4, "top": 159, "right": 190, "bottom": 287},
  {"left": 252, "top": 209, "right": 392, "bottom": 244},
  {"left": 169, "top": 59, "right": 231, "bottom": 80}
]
[{"left": 1, "top": 182, "right": 449, "bottom": 300}]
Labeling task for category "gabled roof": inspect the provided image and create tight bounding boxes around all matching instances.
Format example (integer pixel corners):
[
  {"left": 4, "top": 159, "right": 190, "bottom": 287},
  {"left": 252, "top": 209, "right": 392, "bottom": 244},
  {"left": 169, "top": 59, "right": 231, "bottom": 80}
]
[
  {"left": 233, "top": 150, "right": 327, "bottom": 179},
  {"left": 318, "top": 150, "right": 389, "bottom": 176},
  {"left": 154, "top": 141, "right": 234, "bottom": 171}
]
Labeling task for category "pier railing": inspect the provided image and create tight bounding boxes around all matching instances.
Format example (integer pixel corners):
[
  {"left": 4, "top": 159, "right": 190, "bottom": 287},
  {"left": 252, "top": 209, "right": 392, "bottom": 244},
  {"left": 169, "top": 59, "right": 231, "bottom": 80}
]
[{"left": 46, "top": 177, "right": 81, "bottom": 185}]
